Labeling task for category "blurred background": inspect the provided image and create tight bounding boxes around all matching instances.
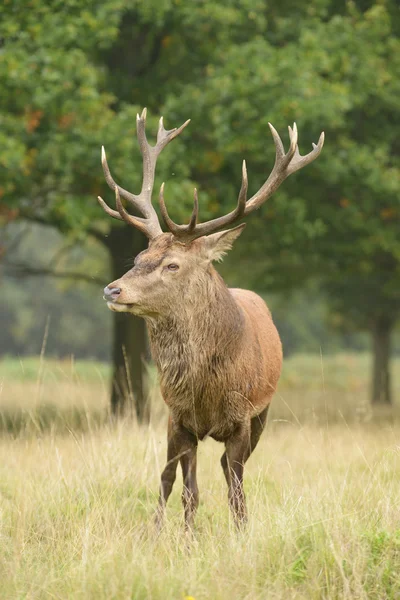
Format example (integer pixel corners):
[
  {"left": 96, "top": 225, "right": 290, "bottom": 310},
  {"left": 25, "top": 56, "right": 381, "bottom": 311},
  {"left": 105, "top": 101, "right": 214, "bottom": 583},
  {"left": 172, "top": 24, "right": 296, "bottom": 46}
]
[{"left": 0, "top": 0, "right": 399, "bottom": 430}]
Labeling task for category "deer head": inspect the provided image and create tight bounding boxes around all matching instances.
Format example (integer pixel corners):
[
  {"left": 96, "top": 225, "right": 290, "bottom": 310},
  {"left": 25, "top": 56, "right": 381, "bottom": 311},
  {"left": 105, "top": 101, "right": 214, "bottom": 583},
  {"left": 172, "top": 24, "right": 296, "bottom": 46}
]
[{"left": 99, "top": 109, "right": 324, "bottom": 317}]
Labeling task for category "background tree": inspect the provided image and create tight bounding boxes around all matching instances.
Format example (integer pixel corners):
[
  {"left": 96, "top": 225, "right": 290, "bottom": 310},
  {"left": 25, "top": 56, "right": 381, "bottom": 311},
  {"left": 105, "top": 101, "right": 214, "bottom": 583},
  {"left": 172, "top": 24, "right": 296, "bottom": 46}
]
[
  {"left": 163, "top": 0, "right": 400, "bottom": 405},
  {"left": 0, "top": 0, "right": 192, "bottom": 419},
  {"left": 0, "top": 0, "right": 399, "bottom": 414}
]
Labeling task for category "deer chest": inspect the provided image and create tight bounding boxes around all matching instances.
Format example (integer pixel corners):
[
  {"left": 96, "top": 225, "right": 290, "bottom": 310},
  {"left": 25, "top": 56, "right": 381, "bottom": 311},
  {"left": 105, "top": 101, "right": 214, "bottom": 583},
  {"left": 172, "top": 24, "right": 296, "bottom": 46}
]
[{"left": 160, "top": 368, "right": 249, "bottom": 441}]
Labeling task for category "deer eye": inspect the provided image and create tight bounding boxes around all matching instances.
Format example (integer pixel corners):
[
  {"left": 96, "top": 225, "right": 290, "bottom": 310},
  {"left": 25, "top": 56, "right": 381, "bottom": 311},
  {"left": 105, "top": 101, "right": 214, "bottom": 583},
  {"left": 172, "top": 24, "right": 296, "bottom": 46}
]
[{"left": 167, "top": 263, "right": 179, "bottom": 271}]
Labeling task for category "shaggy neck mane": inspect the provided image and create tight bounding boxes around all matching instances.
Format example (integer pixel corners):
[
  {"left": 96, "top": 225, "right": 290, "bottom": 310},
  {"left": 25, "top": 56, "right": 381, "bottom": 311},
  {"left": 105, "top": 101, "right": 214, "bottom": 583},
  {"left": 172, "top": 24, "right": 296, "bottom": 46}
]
[{"left": 146, "top": 266, "right": 244, "bottom": 385}]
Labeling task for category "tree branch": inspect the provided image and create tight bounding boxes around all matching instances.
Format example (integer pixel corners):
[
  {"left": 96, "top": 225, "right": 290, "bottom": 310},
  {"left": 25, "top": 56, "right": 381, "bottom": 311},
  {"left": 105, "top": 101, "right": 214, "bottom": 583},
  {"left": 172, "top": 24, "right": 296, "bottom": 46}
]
[
  {"left": 2, "top": 224, "right": 30, "bottom": 255},
  {"left": 4, "top": 262, "right": 104, "bottom": 286},
  {"left": 18, "top": 213, "right": 109, "bottom": 246}
]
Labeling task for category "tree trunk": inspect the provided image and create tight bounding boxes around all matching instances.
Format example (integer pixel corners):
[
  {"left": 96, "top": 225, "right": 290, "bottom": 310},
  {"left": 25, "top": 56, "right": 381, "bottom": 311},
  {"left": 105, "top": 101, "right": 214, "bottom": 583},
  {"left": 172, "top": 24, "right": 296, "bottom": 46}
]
[
  {"left": 371, "top": 317, "right": 393, "bottom": 405},
  {"left": 106, "top": 225, "right": 149, "bottom": 421}
]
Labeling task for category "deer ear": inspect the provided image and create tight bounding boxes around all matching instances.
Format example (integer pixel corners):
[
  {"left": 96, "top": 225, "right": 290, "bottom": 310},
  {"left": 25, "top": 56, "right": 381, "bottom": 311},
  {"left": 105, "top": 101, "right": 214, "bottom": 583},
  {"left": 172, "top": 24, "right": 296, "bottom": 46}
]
[{"left": 202, "top": 224, "right": 246, "bottom": 262}]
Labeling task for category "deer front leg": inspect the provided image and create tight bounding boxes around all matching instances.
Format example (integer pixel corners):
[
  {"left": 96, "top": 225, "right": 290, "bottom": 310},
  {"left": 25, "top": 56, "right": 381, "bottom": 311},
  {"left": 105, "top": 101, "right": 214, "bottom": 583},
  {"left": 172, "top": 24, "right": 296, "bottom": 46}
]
[
  {"left": 180, "top": 444, "right": 199, "bottom": 531},
  {"left": 155, "top": 417, "right": 198, "bottom": 531},
  {"left": 224, "top": 422, "right": 251, "bottom": 528}
]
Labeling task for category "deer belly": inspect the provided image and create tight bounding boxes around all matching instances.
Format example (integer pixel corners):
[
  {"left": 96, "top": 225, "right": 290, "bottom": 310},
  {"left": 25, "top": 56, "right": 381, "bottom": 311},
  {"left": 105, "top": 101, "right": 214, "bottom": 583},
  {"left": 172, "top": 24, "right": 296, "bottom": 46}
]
[{"left": 170, "top": 392, "right": 249, "bottom": 442}]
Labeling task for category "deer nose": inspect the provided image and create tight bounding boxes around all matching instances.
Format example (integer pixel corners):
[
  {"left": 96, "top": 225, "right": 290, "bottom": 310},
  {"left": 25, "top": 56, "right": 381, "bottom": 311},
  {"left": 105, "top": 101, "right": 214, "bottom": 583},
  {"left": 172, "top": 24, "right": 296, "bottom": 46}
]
[{"left": 103, "top": 286, "right": 122, "bottom": 301}]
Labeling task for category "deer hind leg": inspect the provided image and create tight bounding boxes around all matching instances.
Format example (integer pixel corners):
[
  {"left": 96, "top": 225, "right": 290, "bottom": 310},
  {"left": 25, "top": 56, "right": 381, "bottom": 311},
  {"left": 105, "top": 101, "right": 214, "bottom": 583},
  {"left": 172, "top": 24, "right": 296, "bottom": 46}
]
[
  {"left": 221, "top": 406, "right": 270, "bottom": 482},
  {"left": 222, "top": 422, "right": 251, "bottom": 528},
  {"left": 246, "top": 405, "right": 270, "bottom": 461},
  {"left": 180, "top": 444, "right": 199, "bottom": 531},
  {"left": 220, "top": 406, "right": 270, "bottom": 526},
  {"left": 155, "top": 417, "right": 198, "bottom": 530}
]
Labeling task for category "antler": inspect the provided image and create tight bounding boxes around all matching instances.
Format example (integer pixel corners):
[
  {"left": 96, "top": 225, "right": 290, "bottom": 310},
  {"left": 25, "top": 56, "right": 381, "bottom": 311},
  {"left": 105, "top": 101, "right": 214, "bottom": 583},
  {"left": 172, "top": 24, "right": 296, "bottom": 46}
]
[
  {"left": 98, "top": 108, "right": 190, "bottom": 239},
  {"left": 160, "top": 122, "right": 324, "bottom": 241}
]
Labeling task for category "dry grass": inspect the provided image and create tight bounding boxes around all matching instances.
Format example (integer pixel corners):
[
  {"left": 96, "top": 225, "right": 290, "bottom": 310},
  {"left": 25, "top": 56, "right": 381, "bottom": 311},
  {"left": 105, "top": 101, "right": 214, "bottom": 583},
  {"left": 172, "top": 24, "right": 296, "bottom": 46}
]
[{"left": 1, "top": 354, "right": 400, "bottom": 598}]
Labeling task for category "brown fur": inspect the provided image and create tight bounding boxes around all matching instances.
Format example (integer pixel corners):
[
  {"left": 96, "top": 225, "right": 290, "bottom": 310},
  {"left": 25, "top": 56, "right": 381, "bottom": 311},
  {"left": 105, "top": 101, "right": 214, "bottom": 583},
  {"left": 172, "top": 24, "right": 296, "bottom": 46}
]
[{"left": 106, "top": 231, "right": 282, "bottom": 528}]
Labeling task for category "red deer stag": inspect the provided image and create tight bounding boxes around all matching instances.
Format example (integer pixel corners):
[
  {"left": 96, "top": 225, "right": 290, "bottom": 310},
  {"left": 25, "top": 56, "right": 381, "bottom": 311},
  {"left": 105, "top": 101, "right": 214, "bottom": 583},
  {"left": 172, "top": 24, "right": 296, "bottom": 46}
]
[{"left": 99, "top": 109, "right": 324, "bottom": 529}]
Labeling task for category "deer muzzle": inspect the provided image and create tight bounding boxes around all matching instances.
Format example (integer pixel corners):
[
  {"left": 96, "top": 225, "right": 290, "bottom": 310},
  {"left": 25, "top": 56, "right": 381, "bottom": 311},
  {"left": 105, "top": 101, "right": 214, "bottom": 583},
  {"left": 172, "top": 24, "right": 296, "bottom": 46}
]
[{"left": 103, "top": 286, "right": 122, "bottom": 302}]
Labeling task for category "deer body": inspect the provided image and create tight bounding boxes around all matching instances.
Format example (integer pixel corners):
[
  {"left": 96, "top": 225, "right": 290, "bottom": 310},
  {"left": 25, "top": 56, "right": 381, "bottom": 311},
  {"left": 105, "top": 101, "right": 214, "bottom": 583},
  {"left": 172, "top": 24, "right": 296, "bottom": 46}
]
[
  {"left": 99, "top": 109, "right": 324, "bottom": 528},
  {"left": 146, "top": 260, "right": 282, "bottom": 442}
]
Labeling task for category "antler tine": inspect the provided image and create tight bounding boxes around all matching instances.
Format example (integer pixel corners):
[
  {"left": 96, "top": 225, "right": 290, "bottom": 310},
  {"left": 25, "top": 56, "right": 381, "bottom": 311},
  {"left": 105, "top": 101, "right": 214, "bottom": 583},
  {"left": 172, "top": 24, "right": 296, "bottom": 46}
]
[
  {"left": 98, "top": 109, "right": 190, "bottom": 240},
  {"left": 268, "top": 122, "right": 298, "bottom": 171},
  {"left": 97, "top": 189, "right": 159, "bottom": 238},
  {"left": 135, "top": 109, "right": 190, "bottom": 217},
  {"left": 242, "top": 122, "right": 322, "bottom": 213},
  {"left": 237, "top": 159, "right": 248, "bottom": 217},
  {"left": 287, "top": 130, "right": 325, "bottom": 175},
  {"left": 97, "top": 195, "right": 123, "bottom": 221},
  {"left": 159, "top": 183, "right": 199, "bottom": 236},
  {"left": 160, "top": 160, "right": 248, "bottom": 241},
  {"left": 268, "top": 122, "right": 285, "bottom": 161},
  {"left": 114, "top": 187, "right": 152, "bottom": 236},
  {"left": 188, "top": 188, "right": 199, "bottom": 232},
  {"left": 135, "top": 108, "right": 154, "bottom": 219},
  {"left": 156, "top": 116, "right": 191, "bottom": 151},
  {"left": 162, "top": 121, "right": 324, "bottom": 242},
  {"left": 101, "top": 146, "right": 139, "bottom": 206},
  {"left": 100, "top": 142, "right": 160, "bottom": 235},
  {"left": 288, "top": 122, "right": 298, "bottom": 159},
  {"left": 159, "top": 182, "right": 177, "bottom": 233}
]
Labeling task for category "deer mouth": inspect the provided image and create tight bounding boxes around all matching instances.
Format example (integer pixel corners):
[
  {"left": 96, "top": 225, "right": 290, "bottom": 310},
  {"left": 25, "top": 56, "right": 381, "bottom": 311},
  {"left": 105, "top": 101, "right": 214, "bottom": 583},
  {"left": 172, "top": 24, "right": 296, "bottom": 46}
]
[
  {"left": 106, "top": 301, "right": 136, "bottom": 313},
  {"left": 106, "top": 301, "right": 157, "bottom": 318}
]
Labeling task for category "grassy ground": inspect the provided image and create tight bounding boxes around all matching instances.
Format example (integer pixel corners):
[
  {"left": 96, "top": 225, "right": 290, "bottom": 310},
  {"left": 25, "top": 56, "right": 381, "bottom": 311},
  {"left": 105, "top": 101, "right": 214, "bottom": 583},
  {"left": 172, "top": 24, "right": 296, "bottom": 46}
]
[
  {"left": 1, "top": 353, "right": 399, "bottom": 433},
  {"left": 1, "top": 354, "right": 400, "bottom": 598}
]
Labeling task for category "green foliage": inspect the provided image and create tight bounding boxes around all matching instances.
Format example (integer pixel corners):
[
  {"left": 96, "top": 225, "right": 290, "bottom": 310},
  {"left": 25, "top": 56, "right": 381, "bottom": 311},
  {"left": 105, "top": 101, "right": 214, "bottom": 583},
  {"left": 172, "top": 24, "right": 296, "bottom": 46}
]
[
  {"left": 163, "top": 0, "right": 400, "bottom": 327},
  {"left": 0, "top": 0, "right": 199, "bottom": 234},
  {"left": 0, "top": 0, "right": 399, "bottom": 365}
]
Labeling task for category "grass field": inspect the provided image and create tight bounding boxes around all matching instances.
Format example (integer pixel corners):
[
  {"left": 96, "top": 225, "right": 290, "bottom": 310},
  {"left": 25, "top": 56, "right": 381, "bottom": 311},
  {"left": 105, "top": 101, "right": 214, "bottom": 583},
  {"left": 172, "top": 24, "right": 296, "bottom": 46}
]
[{"left": 1, "top": 354, "right": 400, "bottom": 598}]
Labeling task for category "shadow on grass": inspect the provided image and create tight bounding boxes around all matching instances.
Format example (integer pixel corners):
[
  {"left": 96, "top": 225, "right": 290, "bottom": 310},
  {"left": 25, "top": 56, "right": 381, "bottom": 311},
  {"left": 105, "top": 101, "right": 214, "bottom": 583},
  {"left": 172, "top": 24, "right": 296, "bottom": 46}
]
[{"left": 0, "top": 404, "right": 109, "bottom": 437}]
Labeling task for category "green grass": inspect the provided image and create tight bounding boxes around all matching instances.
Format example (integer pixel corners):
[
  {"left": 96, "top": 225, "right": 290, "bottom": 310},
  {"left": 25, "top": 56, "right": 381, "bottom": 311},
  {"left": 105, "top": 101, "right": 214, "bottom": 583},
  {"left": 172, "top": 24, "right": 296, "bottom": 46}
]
[
  {"left": 0, "top": 355, "right": 110, "bottom": 382},
  {"left": 1, "top": 353, "right": 400, "bottom": 598}
]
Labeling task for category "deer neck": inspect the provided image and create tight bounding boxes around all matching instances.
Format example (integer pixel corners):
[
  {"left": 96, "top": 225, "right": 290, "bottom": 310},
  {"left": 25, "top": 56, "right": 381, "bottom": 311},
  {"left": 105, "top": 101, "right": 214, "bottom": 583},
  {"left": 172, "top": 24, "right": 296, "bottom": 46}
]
[{"left": 146, "top": 267, "right": 243, "bottom": 376}]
